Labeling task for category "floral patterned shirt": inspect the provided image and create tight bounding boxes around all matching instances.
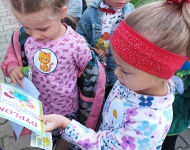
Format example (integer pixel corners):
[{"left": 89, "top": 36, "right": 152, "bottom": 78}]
[{"left": 62, "top": 80, "right": 174, "bottom": 150}]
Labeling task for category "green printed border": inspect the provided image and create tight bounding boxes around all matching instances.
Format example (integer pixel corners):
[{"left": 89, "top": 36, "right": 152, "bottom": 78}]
[{"left": 39, "top": 101, "right": 45, "bottom": 135}]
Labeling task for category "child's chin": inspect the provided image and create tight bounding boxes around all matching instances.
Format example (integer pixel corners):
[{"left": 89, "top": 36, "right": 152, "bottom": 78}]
[
  {"left": 38, "top": 39, "right": 49, "bottom": 42},
  {"left": 120, "top": 81, "right": 125, "bottom": 86}
]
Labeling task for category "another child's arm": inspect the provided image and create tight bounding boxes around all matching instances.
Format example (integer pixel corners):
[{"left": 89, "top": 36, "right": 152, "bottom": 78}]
[
  {"left": 39, "top": 114, "right": 71, "bottom": 132},
  {"left": 76, "top": 9, "right": 106, "bottom": 58},
  {"left": 39, "top": 114, "right": 153, "bottom": 150},
  {"left": 76, "top": 8, "right": 93, "bottom": 47}
]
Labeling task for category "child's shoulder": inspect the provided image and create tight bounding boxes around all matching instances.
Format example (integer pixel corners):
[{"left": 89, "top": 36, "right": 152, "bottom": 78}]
[
  {"left": 123, "top": 3, "right": 135, "bottom": 13},
  {"left": 66, "top": 25, "right": 86, "bottom": 40},
  {"left": 13, "top": 25, "right": 25, "bottom": 40},
  {"left": 83, "top": 0, "right": 100, "bottom": 13},
  {"left": 11, "top": 25, "right": 27, "bottom": 51},
  {"left": 64, "top": 25, "right": 89, "bottom": 46}
]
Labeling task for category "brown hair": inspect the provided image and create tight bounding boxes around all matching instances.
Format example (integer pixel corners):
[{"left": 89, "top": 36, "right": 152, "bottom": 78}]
[
  {"left": 124, "top": 1, "right": 190, "bottom": 57},
  {"left": 10, "top": 0, "right": 68, "bottom": 15}
]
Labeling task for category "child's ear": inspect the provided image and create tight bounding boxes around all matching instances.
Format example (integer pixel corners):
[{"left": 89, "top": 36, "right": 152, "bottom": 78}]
[{"left": 60, "top": 6, "right": 67, "bottom": 19}]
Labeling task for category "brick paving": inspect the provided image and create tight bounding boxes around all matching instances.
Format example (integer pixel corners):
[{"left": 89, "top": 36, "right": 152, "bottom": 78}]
[{"left": 0, "top": 0, "right": 190, "bottom": 149}]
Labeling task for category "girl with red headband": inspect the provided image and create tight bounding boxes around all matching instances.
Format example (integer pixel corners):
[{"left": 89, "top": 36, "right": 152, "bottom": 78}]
[{"left": 39, "top": 0, "right": 190, "bottom": 149}]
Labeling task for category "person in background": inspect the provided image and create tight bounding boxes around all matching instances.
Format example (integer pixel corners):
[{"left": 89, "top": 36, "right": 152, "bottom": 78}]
[
  {"left": 76, "top": 0, "right": 134, "bottom": 98},
  {"left": 39, "top": 0, "right": 190, "bottom": 149},
  {"left": 64, "top": 0, "right": 87, "bottom": 29}
]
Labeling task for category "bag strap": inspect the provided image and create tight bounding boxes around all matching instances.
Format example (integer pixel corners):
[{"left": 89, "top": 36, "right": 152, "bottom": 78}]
[
  {"left": 11, "top": 26, "right": 29, "bottom": 67},
  {"left": 19, "top": 26, "right": 29, "bottom": 66}
]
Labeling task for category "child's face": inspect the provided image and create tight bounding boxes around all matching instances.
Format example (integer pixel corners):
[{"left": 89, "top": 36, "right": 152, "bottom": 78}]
[
  {"left": 112, "top": 49, "right": 165, "bottom": 95},
  {"left": 15, "top": 8, "right": 66, "bottom": 42},
  {"left": 104, "top": 0, "right": 130, "bottom": 9}
]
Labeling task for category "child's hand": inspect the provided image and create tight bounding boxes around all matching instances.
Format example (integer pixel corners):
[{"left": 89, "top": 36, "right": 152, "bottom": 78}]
[
  {"left": 9, "top": 67, "right": 24, "bottom": 88},
  {"left": 39, "top": 114, "right": 71, "bottom": 131},
  {"left": 93, "top": 48, "right": 106, "bottom": 58}
]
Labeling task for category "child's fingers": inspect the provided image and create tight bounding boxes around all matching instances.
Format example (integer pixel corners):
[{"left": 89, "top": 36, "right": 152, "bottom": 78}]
[
  {"left": 38, "top": 115, "right": 58, "bottom": 131},
  {"left": 9, "top": 68, "right": 24, "bottom": 87},
  {"left": 17, "top": 71, "right": 24, "bottom": 79},
  {"left": 38, "top": 115, "right": 53, "bottom": 123},
  {"left": 94, "top": 48, "right": 102, "bottom": 54},
  {"left": 99, "top": 51, "right": 106, "bottom": 58},
  {"left": 38, "top": 115, "right": 47, "bottom": 122},
  {"left": 93, "top": 49, "right": 99, "bottom": 54},
  {"left": 44, "top": 123, "right": 56, "bottom": 132},
  {"left": 94, "top": 48, "right": 106, "bottom": 58},
  {"left": 9, "top": 74, "right": 16, "bottom": 83},
  {"left": 9, "top": 74, "right": 22, "bottom": 87},
  {"left": 44, "top": 126, "right": 53, "bottom": 132},
  {"left": 13, "top": 75, "right": 23, "bottom": 88}
]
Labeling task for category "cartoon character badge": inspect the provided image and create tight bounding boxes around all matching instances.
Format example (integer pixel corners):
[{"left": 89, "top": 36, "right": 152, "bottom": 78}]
[{"left": 33, "top": 48, "right": 58, "bottom": 74}]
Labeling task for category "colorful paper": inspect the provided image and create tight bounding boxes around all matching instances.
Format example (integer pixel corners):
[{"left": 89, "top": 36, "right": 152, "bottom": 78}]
[
  {"left": 21, "top": 66, "right": 32, "bottom": 80},
  {"left": 0, "top": 82, "right": 45, "bottom": 136},
  {"left": 9, "top": 77, "right": 40, "bottom": 139},
  {"left": 30, "top": 132, "right": 52, "bottom": 150},
  {"left": 96, "top": 37, "right": 109, "bottom": 51}
]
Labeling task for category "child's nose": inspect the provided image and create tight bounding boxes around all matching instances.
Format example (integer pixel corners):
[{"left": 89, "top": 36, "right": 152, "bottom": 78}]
[
  {"left": 31, "top": 31, "right": 41, "bottom": 39},
  {"left": 114, "top": 67, "right": 122, "bottom": 77}
]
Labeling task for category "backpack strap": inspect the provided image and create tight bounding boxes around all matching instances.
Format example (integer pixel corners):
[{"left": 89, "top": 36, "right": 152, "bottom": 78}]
[
  {"left": 18, "top": 26, "right": 29, "bottom": 66},
  {"left": 11, "top": 26, "right": 29, "bottom": 66},
  {"left": 77, "top": 50, "right": 106, "bottom": 129}
]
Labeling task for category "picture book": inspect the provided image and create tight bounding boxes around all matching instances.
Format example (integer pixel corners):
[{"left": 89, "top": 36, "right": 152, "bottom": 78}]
[{"left": 0, "top": 82, "right": 45, "bottom": 136}]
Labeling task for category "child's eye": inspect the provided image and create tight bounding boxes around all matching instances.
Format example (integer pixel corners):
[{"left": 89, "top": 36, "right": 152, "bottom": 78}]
[
  {"left": 40, "top": 28, "right": 48, "bottom": 32},
  {"left": 40, "top": 29, "right": 46, "bottom": 32},
  {"left": 24, "top": 26, "right": 30, "bottom": 30},
  {"left": 122, "top": 69, "right": 128, "bottom": 74}
]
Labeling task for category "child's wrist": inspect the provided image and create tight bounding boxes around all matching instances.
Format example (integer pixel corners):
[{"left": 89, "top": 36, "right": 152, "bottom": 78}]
[{"left": 61, "top": 117, "right": 71, "bottom": 130}]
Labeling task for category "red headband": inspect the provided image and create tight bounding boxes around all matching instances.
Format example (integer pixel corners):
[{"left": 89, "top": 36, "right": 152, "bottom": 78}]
[{"left": 110, "top": 20, "right": 187, "bottom": 79}]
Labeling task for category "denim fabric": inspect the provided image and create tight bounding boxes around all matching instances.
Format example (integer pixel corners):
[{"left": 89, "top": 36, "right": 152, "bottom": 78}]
[
  {"left": 76, "top": 0, "right": 134, "bottom": 87},
  {"left": 67, "top": 0, "right": 83, "bottom": 18}
]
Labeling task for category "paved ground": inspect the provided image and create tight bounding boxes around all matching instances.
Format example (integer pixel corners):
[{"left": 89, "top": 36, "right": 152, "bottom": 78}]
[{"left": 0, "top": 0, "right": 190, "bottom": 150}]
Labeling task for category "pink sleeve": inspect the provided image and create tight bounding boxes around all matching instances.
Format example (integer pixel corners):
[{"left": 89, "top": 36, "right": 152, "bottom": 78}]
[
  {"left": 73, "top": 38, "right": 92, "bottom": 76},
  {"left": 1, "top": 26, "right": 23, "bottom": 77}
]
